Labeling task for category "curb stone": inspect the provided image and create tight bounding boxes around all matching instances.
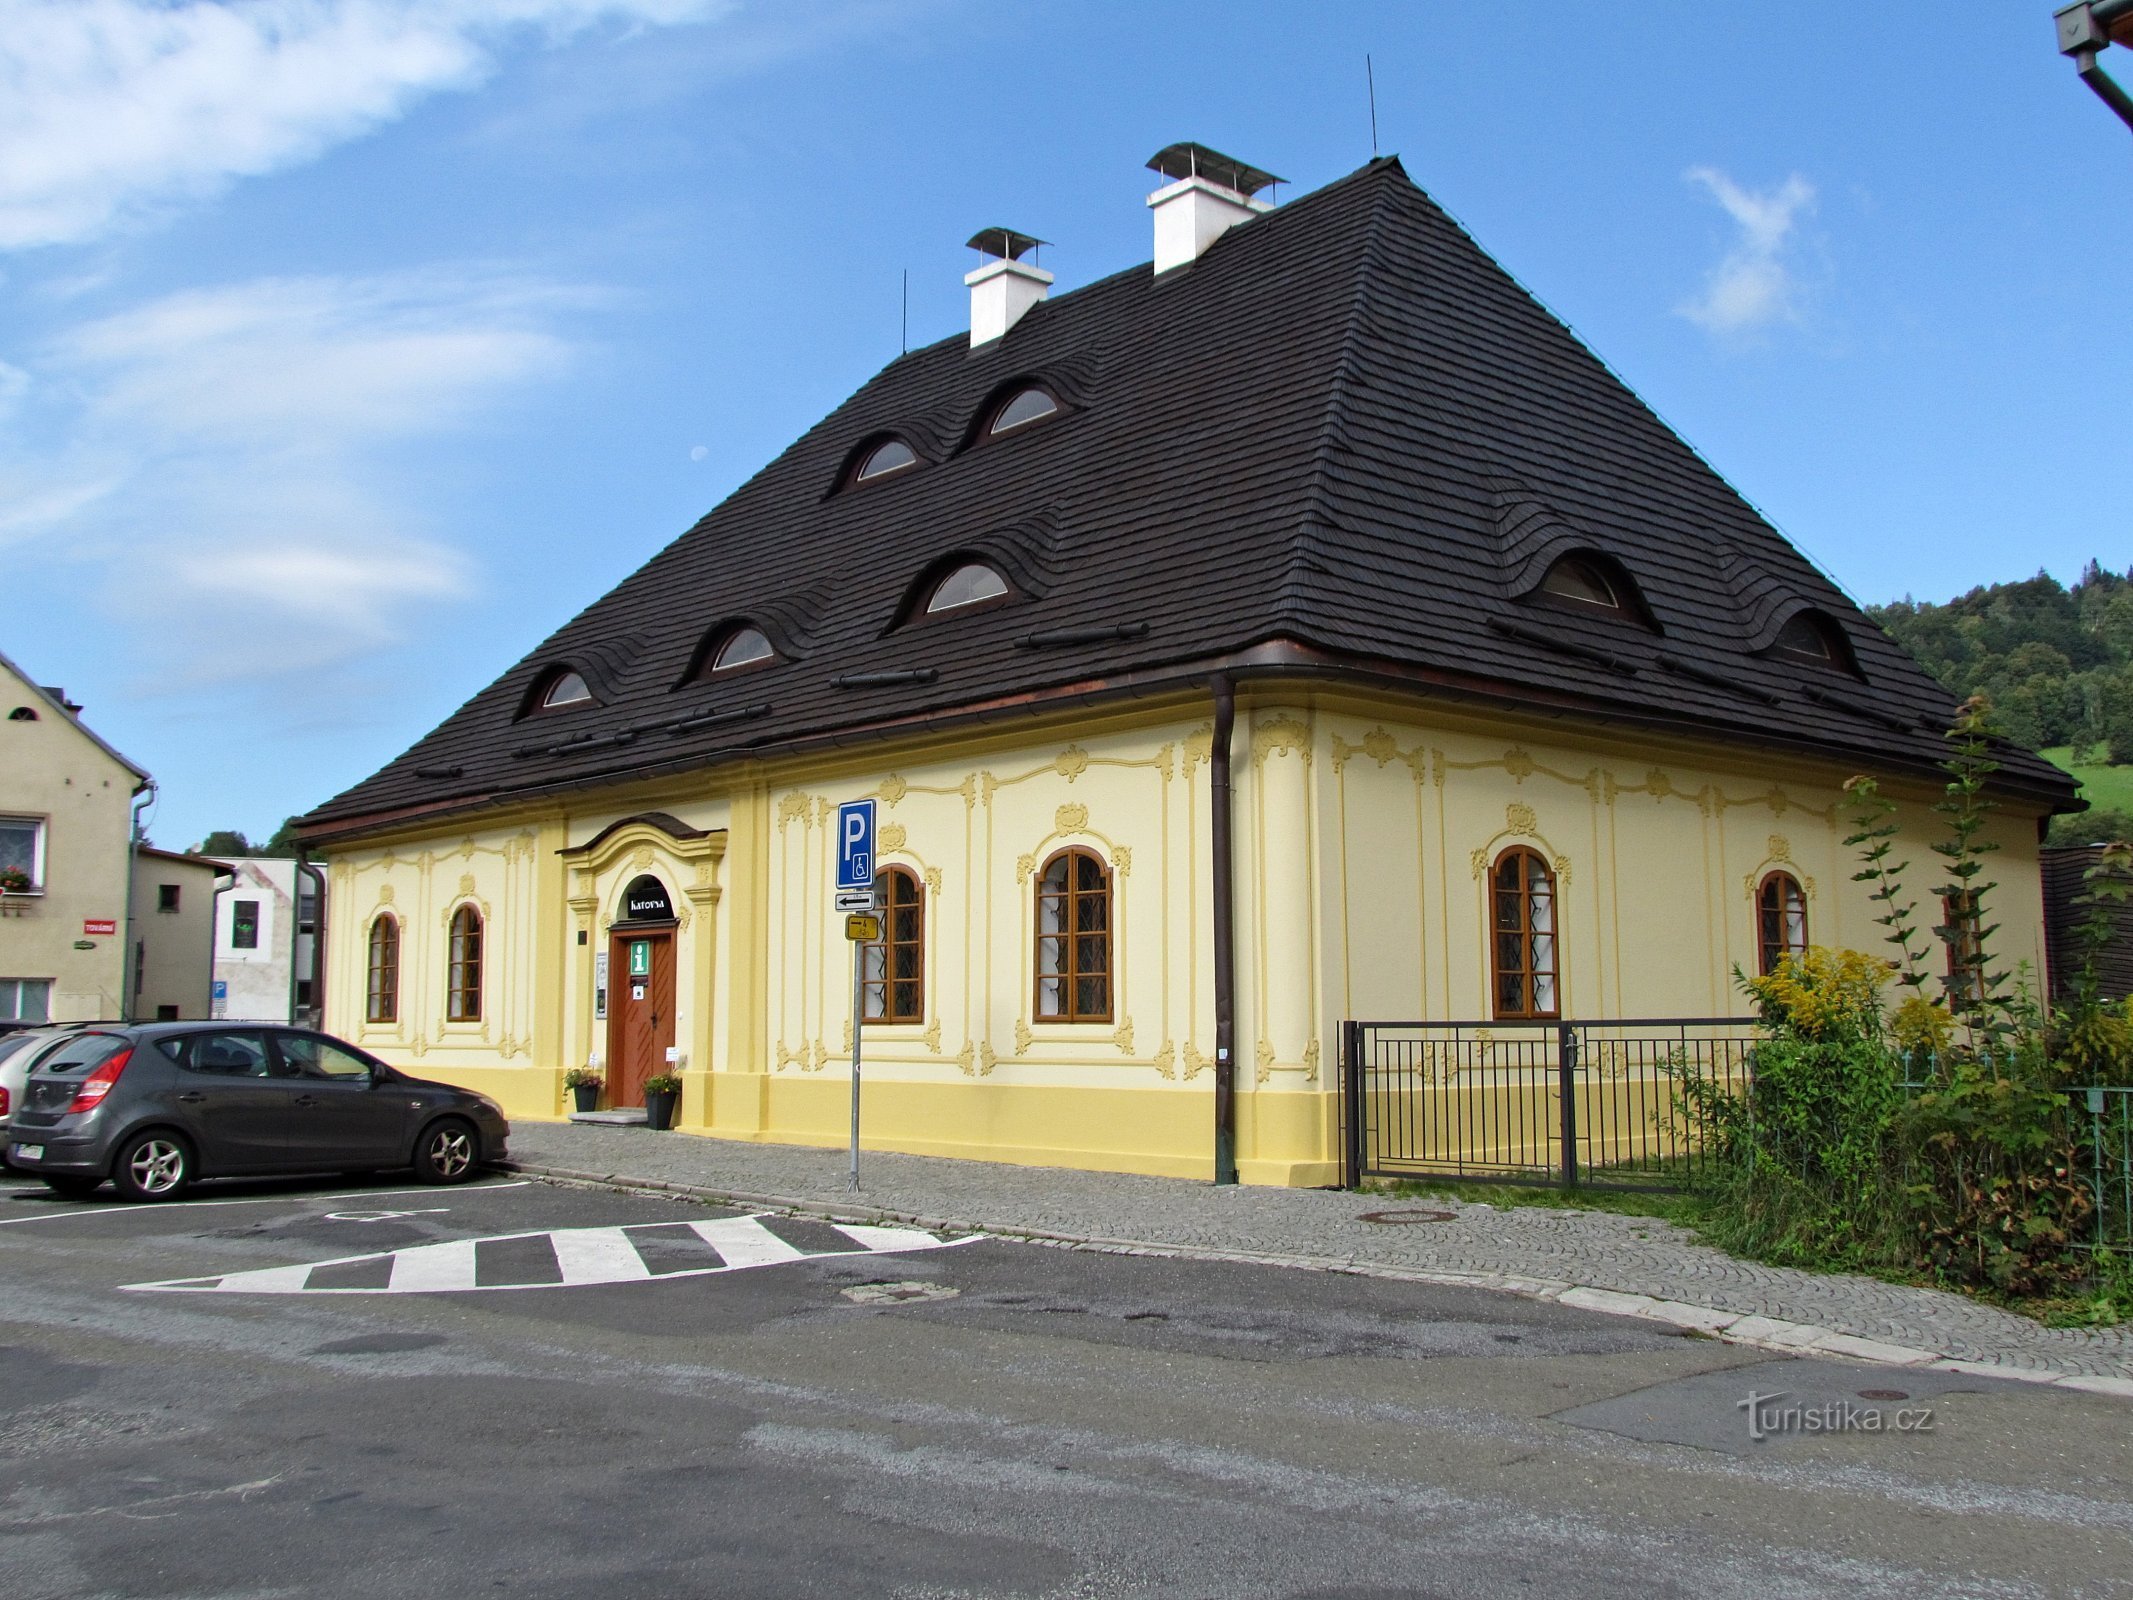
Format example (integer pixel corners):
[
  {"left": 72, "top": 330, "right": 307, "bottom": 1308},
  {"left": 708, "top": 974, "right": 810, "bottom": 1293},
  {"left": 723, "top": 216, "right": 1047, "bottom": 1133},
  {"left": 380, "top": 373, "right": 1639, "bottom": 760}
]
[{"left": 500, "top": 1160, "right": 2130, "bottom": 1401}]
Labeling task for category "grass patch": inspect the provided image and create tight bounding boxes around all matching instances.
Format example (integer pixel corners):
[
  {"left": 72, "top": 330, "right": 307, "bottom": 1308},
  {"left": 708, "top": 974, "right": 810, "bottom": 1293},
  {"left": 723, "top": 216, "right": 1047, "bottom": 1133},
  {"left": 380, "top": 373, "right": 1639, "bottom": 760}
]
[
  {"left": 2041, "top": 746, "right": 2133, "bottom": 812},
  {"left": 1370, "top": 1176, "right": 1711, "bottom": 1229}
]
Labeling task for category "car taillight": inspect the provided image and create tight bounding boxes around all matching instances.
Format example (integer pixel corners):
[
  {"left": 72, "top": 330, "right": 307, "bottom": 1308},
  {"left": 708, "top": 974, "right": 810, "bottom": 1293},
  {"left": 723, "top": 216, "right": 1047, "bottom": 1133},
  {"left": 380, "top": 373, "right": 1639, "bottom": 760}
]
[
  {"left": 0, "top": 1086, "right": 9, "bottom": 1116},
  {"left": 67, "top": 1050, "right": 133, "bottom": 1114}
]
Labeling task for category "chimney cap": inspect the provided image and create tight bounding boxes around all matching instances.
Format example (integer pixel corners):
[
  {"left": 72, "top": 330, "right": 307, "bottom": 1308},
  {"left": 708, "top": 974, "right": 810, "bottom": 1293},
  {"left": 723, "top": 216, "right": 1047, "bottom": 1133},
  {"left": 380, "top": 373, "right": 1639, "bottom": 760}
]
[
  {"left": 1145, "top": 143, "right": 1283, "bottom": 199},
  {"left": 966, "top": 227, "right": 1047, "bottom": 263}
]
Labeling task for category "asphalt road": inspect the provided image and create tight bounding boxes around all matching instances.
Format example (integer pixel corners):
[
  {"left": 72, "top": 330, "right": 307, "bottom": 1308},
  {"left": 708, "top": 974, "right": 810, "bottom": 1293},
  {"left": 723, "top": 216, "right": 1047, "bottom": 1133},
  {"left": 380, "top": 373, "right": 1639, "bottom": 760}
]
[{"left": 1, "top": 1169, "right": 2127, "bottom": 1599}]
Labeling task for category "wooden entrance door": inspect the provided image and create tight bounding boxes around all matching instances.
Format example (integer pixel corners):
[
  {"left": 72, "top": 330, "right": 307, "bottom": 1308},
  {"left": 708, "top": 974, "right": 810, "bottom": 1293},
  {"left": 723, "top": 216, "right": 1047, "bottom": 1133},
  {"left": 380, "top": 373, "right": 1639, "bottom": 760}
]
[{"left": 606, "top": 929, "right": 675, "bottom": 1107}]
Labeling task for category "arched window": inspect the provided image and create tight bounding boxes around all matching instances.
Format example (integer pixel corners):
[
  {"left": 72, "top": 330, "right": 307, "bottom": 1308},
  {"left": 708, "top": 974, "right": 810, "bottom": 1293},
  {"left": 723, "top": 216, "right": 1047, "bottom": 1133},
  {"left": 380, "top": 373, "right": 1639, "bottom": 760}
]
[
  {"left": 1539, "top": 557, "right": 1624, "bottom": 613},
  {"left": 850, "top": 438, "right": 918, "bottom": 485},
  {"left": 709, "top": 626, "right": 775, "bottom": 672},
  {"left": 1772, "top": 611, "right": 1853, "bottom": 671},
  {"left": 7, "top": 706, "right": 36, "bottom": 722},
  {"left": 1035, "top": 848, "right": 1112, "bottom": 1022},
  {"left": 446, "top": 905, "right": 483, "bottom": 1023},
  {"left": 540, "top": 670, "right": 593, "bottom": 710},
  {"left": 862, "top": 866, "right": 924, "bottom": 1024},
  {"left": 925, "top": 562, "right": 1010, "bottom": 615},
  {"left": 366, "top": 915, "right": 400, "bottom": 1024},
  {"left": 988, "top": 387, "right": 1058, "bottom": 436},
  {"left": 1490, "top": 848, "right": 1559, "bottom": 1020},
  {"left": 1756, "top": 872, "right": 1808, "bottom": 976}
]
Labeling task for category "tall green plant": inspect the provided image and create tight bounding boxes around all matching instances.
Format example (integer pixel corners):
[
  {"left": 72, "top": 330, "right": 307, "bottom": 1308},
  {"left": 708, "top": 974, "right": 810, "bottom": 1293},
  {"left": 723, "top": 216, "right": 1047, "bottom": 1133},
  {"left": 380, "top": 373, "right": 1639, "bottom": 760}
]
[
  {"left": 1841, "top": 775, "right": 1930, "bottom": 992},
  {"left": 1931, "top": 695, "right": 2009, "bottom": 1027}
]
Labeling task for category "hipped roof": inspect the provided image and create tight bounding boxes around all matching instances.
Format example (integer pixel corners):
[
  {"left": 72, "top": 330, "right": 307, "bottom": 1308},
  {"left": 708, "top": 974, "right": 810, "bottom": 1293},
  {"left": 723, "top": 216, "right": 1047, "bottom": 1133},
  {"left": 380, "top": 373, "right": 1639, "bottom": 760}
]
[{"left": 300, "top": 157, "right": 2075, "bottom": 838}]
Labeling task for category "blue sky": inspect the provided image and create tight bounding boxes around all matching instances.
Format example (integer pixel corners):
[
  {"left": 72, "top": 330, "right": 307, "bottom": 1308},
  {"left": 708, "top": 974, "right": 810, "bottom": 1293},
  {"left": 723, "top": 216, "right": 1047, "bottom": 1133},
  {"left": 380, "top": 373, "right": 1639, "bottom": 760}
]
[{"left": 2, "top": 0, "right": 2127, "bottom": 850}]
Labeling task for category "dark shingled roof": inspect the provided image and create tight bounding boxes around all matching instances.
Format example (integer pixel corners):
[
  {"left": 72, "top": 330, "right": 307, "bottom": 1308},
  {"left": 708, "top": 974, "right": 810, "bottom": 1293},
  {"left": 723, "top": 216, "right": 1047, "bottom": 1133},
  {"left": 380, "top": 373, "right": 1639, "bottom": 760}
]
[{"left": 300, "top": 157, "right": 2075, "bottom": 836}]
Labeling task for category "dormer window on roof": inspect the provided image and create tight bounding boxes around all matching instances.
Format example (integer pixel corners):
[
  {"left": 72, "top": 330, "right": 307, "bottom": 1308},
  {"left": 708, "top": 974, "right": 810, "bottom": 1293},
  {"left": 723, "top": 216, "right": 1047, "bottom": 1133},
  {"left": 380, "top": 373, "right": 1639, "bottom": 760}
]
[
  {"left": 850, "top": 438, "right": 918, "bottom": 486},
  {"left": 988, "top": 387, "right": 1058, "bottom": 436},
  {"left": 1772, "top": 610, "right": 1857, "bottom": 672},
  {"left": 539, "top": 670, "right": 593, "bottom": 710},
  {"left": 926, "top": 562, "right": 1011, "bottom": 614},
  {"left": 1538, "top": 556, "right": 1623, "bottom": 613},
  {"left": 709, "top": 626, "right": 775, "bottom": 671}
]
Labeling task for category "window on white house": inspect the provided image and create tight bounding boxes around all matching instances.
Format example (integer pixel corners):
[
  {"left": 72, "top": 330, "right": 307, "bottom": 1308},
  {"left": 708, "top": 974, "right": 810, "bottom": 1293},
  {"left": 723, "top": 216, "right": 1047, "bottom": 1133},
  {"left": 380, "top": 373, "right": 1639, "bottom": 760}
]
[
  {"left": 158, "top": 884, "right": 181, "bottom": 913},
  {"left": 0, "top": 816, "right": 45, "bottom": 891},
  {"left": 232, "top": 900, "right": 261, "bottom": 950},
  {"left": 0, "top": 978, "right": 51, "bottom": 1023}
]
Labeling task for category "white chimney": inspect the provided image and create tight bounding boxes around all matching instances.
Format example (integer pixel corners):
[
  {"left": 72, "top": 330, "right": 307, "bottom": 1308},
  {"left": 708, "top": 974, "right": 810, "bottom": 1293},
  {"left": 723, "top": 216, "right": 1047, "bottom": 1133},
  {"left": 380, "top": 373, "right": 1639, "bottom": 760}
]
[
  {"left": 1145, "top": 143, "right": 1281, "bottom": 275},
  {"left": 964, "top": 227, "right": 1052, "bottom": 348}
]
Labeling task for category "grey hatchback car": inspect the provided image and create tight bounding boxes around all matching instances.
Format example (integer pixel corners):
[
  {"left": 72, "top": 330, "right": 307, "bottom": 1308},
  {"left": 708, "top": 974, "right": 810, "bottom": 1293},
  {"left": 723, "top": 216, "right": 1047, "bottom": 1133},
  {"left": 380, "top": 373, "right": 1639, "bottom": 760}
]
[{"left": 7, "top": 1023, "right": 510, "bottom": 1202}]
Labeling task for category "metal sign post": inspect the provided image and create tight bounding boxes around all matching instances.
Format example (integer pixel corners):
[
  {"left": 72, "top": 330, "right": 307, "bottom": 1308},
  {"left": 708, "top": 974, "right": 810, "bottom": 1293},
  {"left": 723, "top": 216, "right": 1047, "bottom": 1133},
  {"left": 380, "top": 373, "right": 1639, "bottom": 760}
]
[{"left": 834, "top": 799, "right": 877, "bottom": 1190}]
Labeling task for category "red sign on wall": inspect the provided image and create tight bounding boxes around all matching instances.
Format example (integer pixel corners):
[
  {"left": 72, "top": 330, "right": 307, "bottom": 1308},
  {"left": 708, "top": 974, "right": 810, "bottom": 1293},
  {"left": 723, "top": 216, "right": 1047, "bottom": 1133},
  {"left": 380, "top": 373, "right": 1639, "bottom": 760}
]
[{"left": 82, "top": 918, "right": 117, "bottom": 937}]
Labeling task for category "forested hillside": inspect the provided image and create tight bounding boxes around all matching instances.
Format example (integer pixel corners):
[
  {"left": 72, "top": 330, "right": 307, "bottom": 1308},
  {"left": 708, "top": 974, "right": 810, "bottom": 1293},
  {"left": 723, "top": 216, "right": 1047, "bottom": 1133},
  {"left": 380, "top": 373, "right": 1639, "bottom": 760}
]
[{"left": 1870, "top": 561, "right": 2133, "bottom": 847}]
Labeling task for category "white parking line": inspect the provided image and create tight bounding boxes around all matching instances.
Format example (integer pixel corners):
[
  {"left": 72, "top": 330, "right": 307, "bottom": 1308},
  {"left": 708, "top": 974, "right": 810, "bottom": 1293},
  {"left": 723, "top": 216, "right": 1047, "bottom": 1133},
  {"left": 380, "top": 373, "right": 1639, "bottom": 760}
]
[
  {"left": 551, "top": 1226, "right": 653, "bottom": 1284},
  {"left": 0, "top": 1179, "right": 531, "bottom": 1227}
]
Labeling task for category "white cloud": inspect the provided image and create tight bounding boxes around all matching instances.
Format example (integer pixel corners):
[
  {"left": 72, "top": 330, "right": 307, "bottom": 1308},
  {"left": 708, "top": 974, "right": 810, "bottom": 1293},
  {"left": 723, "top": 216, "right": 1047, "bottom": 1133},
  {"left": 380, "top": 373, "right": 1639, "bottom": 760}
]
[
  {"left": 0, "top": 0, "right": 727, "bottom": 251},
  {"left": 1677, "top": 166, "right": 1817, "bottom": 339},
  {"left": 1, "top": 264, "right": 588, "bottom": 689}
]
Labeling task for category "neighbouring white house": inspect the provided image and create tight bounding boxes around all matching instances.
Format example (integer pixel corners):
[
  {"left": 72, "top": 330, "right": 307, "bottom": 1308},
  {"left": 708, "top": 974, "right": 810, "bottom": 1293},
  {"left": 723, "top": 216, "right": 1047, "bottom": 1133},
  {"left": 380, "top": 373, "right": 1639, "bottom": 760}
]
[{"left": 212, "top": 857, "right": 324, "bottom": 1025}]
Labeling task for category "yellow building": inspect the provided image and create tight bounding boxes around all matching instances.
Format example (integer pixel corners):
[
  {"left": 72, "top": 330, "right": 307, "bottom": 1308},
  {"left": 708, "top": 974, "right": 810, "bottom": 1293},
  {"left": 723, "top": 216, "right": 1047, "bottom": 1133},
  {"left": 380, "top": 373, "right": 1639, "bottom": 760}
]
[{"left": 296, "top": 149, "right": 2076, "bottom": 1186}]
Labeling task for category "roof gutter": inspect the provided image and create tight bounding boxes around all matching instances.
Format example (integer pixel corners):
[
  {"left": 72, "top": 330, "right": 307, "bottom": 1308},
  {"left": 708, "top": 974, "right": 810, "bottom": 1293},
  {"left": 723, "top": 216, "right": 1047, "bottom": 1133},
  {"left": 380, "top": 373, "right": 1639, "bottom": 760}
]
[{"left": 293, "top": 639, "right": 2079, "bottom": 847}]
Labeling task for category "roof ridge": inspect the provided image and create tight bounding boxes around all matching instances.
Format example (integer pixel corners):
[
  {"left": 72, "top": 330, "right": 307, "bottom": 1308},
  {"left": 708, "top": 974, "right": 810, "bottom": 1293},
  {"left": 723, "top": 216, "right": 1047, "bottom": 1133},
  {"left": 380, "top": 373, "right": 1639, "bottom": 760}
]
[{"left": 1278, "top": 165, "right": 1399, "bottom": 623}]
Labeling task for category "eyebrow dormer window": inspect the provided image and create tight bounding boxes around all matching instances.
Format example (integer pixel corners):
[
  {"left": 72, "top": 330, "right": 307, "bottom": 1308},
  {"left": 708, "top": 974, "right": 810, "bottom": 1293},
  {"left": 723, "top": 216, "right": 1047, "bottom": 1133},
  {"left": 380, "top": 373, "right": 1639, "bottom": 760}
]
[
  {"left": 852, "top": 439, "right": 917, "bottom": 485},
  {"left": 926, "top": 562, "right": 1010, "bottom": 614},
  {"left": 540, "top": 671, "right": 593, "bottom": 709},
  {"left": 1539, "top": 557, "right": 1623, "bottom": 613},
  {"left": 1772, "top": 611, "right": 1857, "bottom": 673},
  {"left": 988, "top": 388, "right": 1058, "bottom": 436},
  {"left": 710, "top": 627, "right": 774, "bottom": 671}
]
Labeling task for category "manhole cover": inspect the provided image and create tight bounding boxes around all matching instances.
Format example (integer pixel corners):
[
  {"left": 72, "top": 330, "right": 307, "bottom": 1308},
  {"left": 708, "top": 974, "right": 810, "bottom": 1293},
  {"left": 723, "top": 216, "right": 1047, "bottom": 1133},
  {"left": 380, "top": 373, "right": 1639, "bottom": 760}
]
[
  {"left": 1857, "top": 1388, "right": 1910, "bottom": 1401},
  {"left": 841, "top": 1280, "right": 959, "bottom": 1305},
  {"left": 1358, "top": 1208, "right": 1457, "bottom": 1225}
]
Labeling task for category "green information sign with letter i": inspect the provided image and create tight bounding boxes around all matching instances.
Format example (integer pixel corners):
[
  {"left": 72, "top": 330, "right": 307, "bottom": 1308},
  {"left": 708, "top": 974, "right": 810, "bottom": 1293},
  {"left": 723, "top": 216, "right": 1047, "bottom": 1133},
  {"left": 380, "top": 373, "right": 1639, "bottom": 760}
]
[{"left": 628, "top": 939, "right": 651, "bottom": 978}]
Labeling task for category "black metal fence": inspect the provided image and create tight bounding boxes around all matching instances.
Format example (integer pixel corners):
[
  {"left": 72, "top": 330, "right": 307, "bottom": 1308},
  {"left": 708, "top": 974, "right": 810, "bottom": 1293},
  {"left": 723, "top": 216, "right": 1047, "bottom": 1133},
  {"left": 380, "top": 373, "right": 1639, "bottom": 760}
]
[
  {"left": 2083, "top": 1086, "right": 2133, "bottom": 1257},
  {"left": 1339, "top": 1017, "right": 1758, "bottom": 1190}
]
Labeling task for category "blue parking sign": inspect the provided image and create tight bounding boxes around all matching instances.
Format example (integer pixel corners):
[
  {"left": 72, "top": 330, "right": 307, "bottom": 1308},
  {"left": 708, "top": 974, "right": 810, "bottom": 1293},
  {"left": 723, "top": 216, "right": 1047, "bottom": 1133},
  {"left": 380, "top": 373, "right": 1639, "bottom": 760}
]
[{"left": 835, "top": 799, "right": 876, "bottom": 895}]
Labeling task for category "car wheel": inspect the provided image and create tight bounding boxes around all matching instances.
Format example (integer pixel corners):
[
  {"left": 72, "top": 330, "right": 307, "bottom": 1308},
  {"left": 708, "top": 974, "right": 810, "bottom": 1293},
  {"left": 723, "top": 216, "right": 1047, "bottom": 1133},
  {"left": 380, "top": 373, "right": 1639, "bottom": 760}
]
[
  {"left": 43, "top": 1175, "right": 102, "bottom": 1201},
  {"left": 412, "top": 1119, "right": 477, "bottom": 1185},
  {"left": 111, "top": 1131, "right": 193, "bottom": 1202}
]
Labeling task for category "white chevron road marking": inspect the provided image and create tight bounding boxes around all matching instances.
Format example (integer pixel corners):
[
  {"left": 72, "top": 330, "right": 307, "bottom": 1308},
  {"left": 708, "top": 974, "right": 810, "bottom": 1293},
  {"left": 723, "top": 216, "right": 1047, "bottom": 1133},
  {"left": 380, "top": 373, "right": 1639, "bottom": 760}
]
[
  {"left": 551, "top": 1226, "right": 654, "bottom": 1284},
  {"left": 685, "top": 1215, "right": 805, "bottom": 1267},
  {"left": 121, "top": 1214, "right": 977, "bottom": 1296}
]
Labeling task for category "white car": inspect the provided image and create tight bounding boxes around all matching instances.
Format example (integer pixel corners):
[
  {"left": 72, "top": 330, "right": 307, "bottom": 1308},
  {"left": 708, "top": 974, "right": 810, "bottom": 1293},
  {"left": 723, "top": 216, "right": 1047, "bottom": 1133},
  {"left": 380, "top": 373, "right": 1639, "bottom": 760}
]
[{"left": 0, "top": 1028, "right": 86, "bottom": 1169}]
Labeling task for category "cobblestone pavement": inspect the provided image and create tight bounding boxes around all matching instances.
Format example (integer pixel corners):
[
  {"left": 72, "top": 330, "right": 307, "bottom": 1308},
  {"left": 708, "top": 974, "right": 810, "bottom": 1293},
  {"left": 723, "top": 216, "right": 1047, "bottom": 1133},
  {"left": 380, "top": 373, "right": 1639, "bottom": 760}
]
[{"left": 504, "top": 1122, "right": 2133, "bottom": 1391}]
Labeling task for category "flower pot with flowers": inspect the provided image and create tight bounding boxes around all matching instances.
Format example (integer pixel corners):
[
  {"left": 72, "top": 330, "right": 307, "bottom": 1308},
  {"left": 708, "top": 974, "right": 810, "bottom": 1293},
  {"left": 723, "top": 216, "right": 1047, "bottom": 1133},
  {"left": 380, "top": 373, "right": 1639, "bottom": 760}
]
[
  {"left": 642, "top": 1074, "right": 683, "bottom": 1131},
  {"left": 563, "top": 1067, "right": 604, "bottom": 1114},
  {"left": 0, "top": 866, "right": 30, "bottom": 915}
]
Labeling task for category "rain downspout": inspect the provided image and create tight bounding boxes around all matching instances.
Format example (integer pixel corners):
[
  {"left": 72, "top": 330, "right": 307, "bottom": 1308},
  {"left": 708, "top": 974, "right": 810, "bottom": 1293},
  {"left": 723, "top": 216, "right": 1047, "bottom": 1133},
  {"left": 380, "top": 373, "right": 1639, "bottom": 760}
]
[
  {"left": 120, "top": 780, "right": 155, "bottom": 1020},
  {"left": 1210, "top": 674, "right": 1238, "bottom": 1186},
  {"left": 295, "top": 850, "right": 327, "bottom": 1029}
]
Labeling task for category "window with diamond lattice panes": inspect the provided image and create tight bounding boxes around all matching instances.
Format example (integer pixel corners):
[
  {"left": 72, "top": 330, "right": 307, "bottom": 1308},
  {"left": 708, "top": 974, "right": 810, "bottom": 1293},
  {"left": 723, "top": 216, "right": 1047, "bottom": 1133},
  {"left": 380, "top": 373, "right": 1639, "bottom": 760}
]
[
  {"left": 1035, "top": 848, "right": 1112, "bottom": 1023},
  {"left": 1491, "top": 848, "right": 1558, "bottom": 1020},
  {"left": 862, "top": 867, "right": 924, "bottom": 1024}
]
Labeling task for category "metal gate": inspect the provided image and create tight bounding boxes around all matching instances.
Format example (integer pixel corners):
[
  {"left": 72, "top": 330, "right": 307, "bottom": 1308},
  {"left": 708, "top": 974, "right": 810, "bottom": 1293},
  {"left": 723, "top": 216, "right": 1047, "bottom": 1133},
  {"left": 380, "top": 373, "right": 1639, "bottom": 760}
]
[{"left": 1340, "top": 1017, "right": 1757, "bottom": 1190}]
